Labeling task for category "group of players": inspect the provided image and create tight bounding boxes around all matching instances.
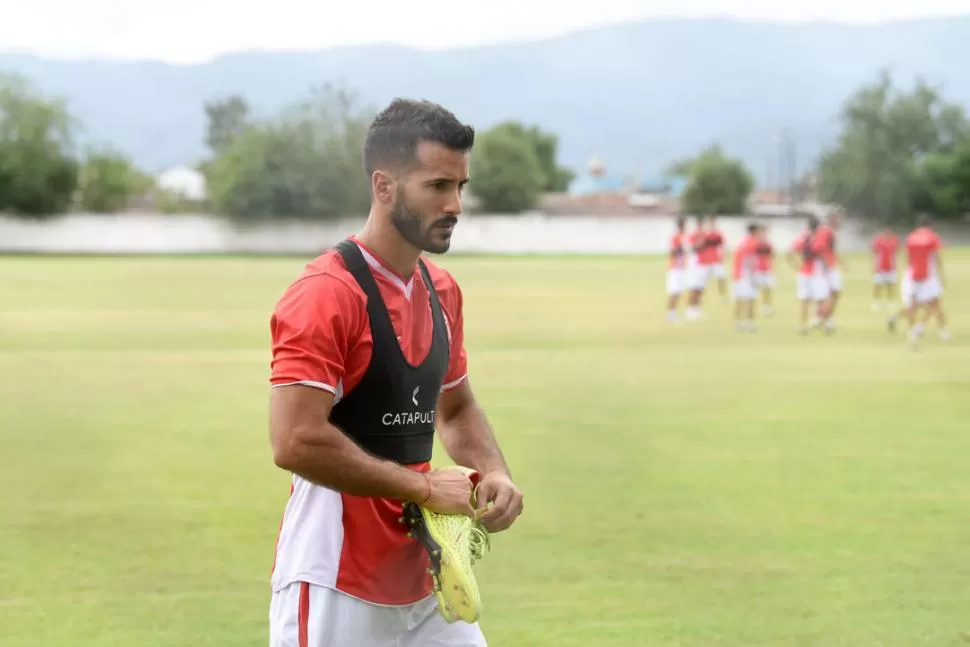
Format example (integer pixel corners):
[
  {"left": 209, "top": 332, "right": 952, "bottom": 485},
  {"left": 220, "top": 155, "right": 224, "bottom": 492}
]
[
  {"left": 666, "top": 211, "right": 951, "bottom": 345},
  {"left": 666, "top": 214, "right": 776, "bottom": 330}
]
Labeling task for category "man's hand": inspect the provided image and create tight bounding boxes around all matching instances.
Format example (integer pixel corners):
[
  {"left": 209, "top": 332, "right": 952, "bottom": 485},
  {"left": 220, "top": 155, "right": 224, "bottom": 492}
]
[
  {"left": 473, "top": 471, "right": 523, "bottom": 533},
  {"left": 423, "top": 468, "right": 477, "bottom": 517}
]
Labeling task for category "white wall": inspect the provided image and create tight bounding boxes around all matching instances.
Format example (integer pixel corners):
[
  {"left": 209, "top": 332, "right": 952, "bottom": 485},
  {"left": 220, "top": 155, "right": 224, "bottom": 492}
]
[{"left": 0, "top": 212, "right": 954, "bottom": 256}]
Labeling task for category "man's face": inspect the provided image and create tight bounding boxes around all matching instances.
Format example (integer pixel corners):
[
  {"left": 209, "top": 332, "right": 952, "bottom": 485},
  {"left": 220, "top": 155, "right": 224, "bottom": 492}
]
[{"left": 388, "top": 141, "right": 469, "bottom": 254}]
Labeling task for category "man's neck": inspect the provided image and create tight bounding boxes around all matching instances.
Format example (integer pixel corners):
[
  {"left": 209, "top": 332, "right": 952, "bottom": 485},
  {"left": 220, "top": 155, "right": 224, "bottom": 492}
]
[{"left": 356, "top": 216, "right": 421, "bottom": 280}]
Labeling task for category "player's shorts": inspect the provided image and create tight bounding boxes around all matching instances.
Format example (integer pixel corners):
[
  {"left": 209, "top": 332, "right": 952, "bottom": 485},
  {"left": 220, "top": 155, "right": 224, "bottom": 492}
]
[
  {"left": 827, "top": 268, "right": 843, "bottom": 292},
  {"left": 753, "top": 272, "right": 775, "bottom": 288},
  {"left": 270, "top": 582, "right": 486, "bottom": 647},
  {"left": 797, "top": 273, "right": 830, "bottom": 302},
  {"left": 687, "top": 263, "right": 708, "bottom": 290},
  {"left": 732, "top": 277, "right": 757, "bottom": 301},
  {"left": 709, "top": 263, "right": 727, "bottom": 279},
  {"left": 666, "top": 268, "right": 687, "bottom": 295},
  {"left": 901, "top": 275, "right": 942, "bottom": 306},
  {"left": 873, "top": 271, "right": 896, "bottom": 285}
]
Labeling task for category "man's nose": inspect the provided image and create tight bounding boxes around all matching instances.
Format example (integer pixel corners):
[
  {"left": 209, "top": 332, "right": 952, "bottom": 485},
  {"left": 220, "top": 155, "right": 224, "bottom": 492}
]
[{"left": 443, "top": 189, "right": 463, "bottom": 217}]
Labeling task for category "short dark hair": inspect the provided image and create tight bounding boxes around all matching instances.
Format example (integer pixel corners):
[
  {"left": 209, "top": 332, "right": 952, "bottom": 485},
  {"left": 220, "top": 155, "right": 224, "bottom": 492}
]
[
  {"left": 362, "top": 98, "right": 475, "bottom": 176},
  {"left": 916, "top": 213, "right": 933, "bottom": 228},
  {"left": 807, "top": 215, "right": 820, "bottom": 231},
  {"left": 747, "top": 222, "right": 759, "bottom": 235}
]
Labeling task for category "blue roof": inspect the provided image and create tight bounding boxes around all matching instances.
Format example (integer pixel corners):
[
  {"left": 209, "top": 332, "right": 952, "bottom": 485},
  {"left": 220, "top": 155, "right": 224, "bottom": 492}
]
[
  {"left": 568, "top": 174, "right": 626, "bottom": 196},
  {"left": 635, "top": 173, "right": 689, "bottom": 197}
]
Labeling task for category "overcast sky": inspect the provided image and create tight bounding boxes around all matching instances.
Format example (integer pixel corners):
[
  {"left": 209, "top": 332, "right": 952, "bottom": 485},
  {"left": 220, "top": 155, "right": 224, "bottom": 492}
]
[{"left": 3, "top": 0, "right": 969, "bottom": 63}]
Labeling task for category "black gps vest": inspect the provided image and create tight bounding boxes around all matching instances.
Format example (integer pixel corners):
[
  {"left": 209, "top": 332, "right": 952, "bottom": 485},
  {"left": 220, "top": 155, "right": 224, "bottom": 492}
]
[
  {"left": 802, "top": 234, "right": 817, "bottom": 261},
  {"left": 328, "top": 239, "right": 450, "bottom": 465}
]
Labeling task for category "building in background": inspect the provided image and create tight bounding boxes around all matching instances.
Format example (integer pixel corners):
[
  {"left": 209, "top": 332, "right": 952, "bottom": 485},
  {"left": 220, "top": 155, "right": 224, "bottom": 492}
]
[
  {"left": 540, "top": 157, "right": 682, "bottom": 215},
  {"left": 156, "top": 165, "right": 207, "bottom": 202}
]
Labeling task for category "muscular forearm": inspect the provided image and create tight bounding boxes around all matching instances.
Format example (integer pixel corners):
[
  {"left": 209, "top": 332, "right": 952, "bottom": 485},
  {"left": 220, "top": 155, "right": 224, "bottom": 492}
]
[
  {"left": 438, "top": 402, "right": 509, "bottom": 477},
  {"left": 275, "top": 422, "right": 428, "bottom": 501}
]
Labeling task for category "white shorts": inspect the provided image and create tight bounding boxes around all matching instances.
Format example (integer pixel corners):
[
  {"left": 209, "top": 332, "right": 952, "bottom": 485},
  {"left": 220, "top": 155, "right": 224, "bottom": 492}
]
[
  {"left": 709, "top": 263, "right": 726, "bottom": 279},
  {"left": 827, "top": 268, "right": 843, "bottom": 292},
  {"left": 732, "top": 278, "right": 757, "bottom": 301},
  {"left": 797, "top": 274, "right": 830, "bottom": 302},
  {"left": 687, "top": 264, "right": 708, "bottom": 290},
  {"left": 753, "top": 272, "right": 775, "bottom": 288},
  {"left": 666, "top": 268, "right": 686, "bottom": 295},
  {"left": 901, "top": 276, "right": 942, "bottom": 306},
  {"left": 270, "top": 582, "right": 486, "bottom": 647},
  {"left": 873, "top": 271, "right": 896, "bottom": 285}
]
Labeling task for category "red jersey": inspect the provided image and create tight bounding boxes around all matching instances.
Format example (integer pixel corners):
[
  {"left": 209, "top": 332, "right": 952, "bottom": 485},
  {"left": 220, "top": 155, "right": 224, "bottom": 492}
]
[
  {"left": 755, "top": 239, "right": 773, "bottom": 272},
  {"left": 732, "top": 235, "right": 758, "bottom": 280},
  {"left": 669, "top": 233, "right": 687, "bottom": 269},
  {"left": 905, "top": 227, "right": 942, "bottom": 281},
  {"left": 701, "top": 230, "right": 724, "bottom": 265},
  {"left": 872, "top": 234, "right": 898, "bottom": 272},
  {"left": 268, "top": 237, "right": 468, "bottom": 605},
  {"left": 791, "top": 232, "right": 826, "bottom": 276},
  {"left": 815, "top": 224, "right": 838, "bottom": 268},
  {"left": 689, "top": 230, "right": 707, "bottom": 265}
]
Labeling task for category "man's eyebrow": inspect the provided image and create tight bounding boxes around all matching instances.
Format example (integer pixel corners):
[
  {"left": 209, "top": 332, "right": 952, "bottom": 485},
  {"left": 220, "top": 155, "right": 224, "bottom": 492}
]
[{"left": 425, "top": 176, "right": 470, "bottom": 185}]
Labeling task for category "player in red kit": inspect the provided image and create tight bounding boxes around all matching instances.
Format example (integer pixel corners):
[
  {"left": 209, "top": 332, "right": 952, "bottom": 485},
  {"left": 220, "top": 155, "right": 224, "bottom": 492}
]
[
  {"left": 887, "top": 215, "right": 950, "bottom": 346},
  {"left": 666, "top": 216, "right": 688, "bottom": 323},
  {"left": 267, "top": 99, "right": 522, "bottom": 647},
  {"left": 685, "top": 216, "right": 708, "bottom": 320},
  {"left": 787, "top": 216, "right": 830, "bottom": 334},
  {"left": 814, "top": 211, "right": 843, "bottom": 333},
  {"left": 703, "top": 214, "right": 728, "bottom": 302},
  {"left": 732, "top": 222, "right": 761, "bottom": 332},
  {"left": 753, "top": 224, "right": 775, "bottom": 317},
  {"left": 870, "top": 225, "right": 898, "bottom": 310}
]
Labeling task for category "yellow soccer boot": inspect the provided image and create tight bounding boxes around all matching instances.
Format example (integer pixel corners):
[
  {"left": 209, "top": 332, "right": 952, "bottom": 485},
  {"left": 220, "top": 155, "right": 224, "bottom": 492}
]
[{"left": 402, "top": 466, "right": 491, "bottom": 623}]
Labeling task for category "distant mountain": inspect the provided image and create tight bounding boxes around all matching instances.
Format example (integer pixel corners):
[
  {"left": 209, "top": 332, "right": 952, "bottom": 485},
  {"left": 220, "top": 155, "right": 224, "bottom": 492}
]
[{"left": 2, "top": 17, "right": 969, "bottom": 184}]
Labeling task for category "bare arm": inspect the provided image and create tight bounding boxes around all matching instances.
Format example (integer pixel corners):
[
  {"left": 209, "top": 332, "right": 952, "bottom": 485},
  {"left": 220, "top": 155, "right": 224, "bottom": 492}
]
[
  {"left": 436, "top": 379, "right": 510, "bottom": 477},
  {"left": 270, "top": 384, "right": 428, "bottom": 501}
]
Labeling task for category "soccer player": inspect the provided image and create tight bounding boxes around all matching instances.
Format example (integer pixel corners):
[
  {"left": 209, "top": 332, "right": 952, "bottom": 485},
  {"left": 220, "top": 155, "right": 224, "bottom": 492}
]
[
  {"left": 871, "top": 224, "right": 898, "bottom": 310},
  {"left": 267, "top": 98, "right": 523, "bottom": 647},
  {"left": 684, "top": 215, "right": 708, "bottom": 320},
  {"left": 787, "top": 215, "right": 830, "bottom": 334},
  {"left": 887, "top": 214, "right": 950, "bottom": 346},
  {"left": 732, "top": 222, "right": 761, "bottom": 332},
  {"left": 814, "top": 211, "right": 843, "bottom": 332},
  {"left": 703, "top": 214, "right": 728, "bottom": 302},
  {"left": 753, "top": 224, "right": 775, "bottom": 317},
  {"left": 666, "top": 215, "right": 688, "bottom": 322}
]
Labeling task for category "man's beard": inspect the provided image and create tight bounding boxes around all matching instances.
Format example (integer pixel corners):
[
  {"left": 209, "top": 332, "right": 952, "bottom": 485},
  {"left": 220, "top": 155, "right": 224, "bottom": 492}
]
[{"left": 389, "top": 195, "right": 457, "bottom": 254}]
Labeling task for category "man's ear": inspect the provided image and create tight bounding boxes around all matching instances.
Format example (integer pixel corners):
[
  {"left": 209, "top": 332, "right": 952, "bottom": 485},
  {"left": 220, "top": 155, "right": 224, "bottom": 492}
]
[{"left": 372, "top": 170, "right": 395, "bottom": 205}]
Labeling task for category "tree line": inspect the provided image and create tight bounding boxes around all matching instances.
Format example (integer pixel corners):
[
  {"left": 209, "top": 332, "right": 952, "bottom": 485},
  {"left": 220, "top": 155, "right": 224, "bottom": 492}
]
[{"left": 0, "top": 69, "right": 968, "bottom": 224}]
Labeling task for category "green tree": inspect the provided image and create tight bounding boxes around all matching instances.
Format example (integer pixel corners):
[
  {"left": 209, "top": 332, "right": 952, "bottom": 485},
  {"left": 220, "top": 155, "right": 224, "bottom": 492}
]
[
  {"left": 911, "top": 140, "right": 970, "bottom": 219},
  {"left": 817, "top": 70, "right": 970, "bottom": 224},
  {"left": 478, "top": 121, "right": 573, "bottom": 192},
  {"left": 78, "top": 148, "right": 145, "bottom": 213},
  {"left": 204, "top": 95, "right": 250, "bottom": 155},
  {"left": 0, "top": 73, "right": 80, "bottom": 217},
  {"left": 470, "top": 125, "right": 545, "bottom": 213},
  {"left": 205, "top": 84, "right": 373, "bottom": 220},
  {"left": 679, "top": 144, "right": 754, "bottom": 214}
]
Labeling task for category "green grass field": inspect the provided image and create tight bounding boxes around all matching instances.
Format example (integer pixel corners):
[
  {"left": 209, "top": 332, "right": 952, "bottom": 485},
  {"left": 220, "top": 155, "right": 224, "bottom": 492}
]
[{"left": 2, "top": 250, "right": 970, "bottom": 646}]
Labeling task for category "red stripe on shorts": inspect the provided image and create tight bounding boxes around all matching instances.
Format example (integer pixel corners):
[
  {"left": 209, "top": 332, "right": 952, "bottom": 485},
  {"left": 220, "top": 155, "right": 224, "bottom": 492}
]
[{"left": 298, "top": 582, "right": 310, "bottom": 647}]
